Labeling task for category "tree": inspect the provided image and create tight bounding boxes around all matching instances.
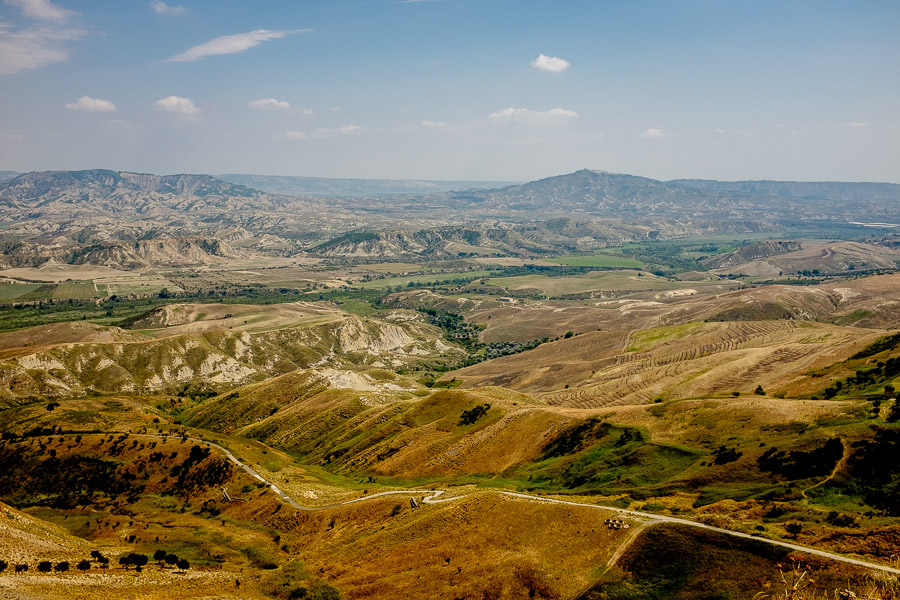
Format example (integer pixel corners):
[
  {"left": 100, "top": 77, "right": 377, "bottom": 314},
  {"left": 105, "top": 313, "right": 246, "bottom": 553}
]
[
  {"left": 153, "top": 549, "right": 167, "bottom": 565},
  {"left": 0, "top": 560, "right": 7, "bottom": 574},
  {"left": 176, "top": 558, "right": 190, "bottom": 571},
  {"left": 77, "top": 560, "right": 91, "bottom": 573},
  {"left": 118, "top": 555, "right": 132, "bottom": 569},
  {"left": 786, "top": 522, "right": 803, "bottom": 538},
  {"left": 886, "top": 384, "right": 896, "bottom": 398},
  {"left": 165, "top": 553, "right": 179, "bottom": 567},
  {"left": 54, "top": 561, "right": 69, "bottom": 572},
  {"left": 754, "top": 385, "right": 766, "bottom": 395},
  {"left": 38, "top": 561, "right": 52, "bottom": 573},
  {"left": 128, "top": 553, "right": 148, "bottom": 569}
]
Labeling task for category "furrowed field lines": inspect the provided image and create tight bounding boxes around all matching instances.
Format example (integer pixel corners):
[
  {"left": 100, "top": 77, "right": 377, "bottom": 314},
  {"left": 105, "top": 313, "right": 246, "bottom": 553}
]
[{"left": 540, "top": 321, "right": 881, "bottom": 408}]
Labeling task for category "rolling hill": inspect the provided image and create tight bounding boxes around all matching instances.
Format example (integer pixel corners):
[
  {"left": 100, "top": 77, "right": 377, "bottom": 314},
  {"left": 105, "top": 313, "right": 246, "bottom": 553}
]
[{"left": 0, "top": 303, "right": 461, "bottom": 404}]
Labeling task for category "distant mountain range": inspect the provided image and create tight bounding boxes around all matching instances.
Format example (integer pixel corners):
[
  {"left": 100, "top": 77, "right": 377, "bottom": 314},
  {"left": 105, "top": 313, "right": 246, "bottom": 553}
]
[
  {"left": 0, "top": 171, "right": 18, "bottom": 182},
  {"left": 0, "top": 168, "right": 897, "bottom": 269},
  {"left": 218, "top": 173, "right": 519, "bottom": 197},
  {"left": 417, "top": 169, "right": 900, "bottom": 222}
]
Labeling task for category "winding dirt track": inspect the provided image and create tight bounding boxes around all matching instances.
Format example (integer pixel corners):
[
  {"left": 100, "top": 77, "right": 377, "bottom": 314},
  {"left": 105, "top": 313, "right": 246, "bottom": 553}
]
[
  {"left": 202, "top": 436, "right": 900, "bottom": 576},
  {"left": 27, "top": 431, "right": 900, "bottom": 577}
]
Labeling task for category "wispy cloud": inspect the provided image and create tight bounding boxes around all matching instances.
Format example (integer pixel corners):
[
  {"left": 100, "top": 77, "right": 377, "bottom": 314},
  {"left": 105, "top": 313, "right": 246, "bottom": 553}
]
[
  {"left": 150, "top": 1, "right": 186, "bottom": 16},
  {"left": 0, "top": 20, "right": 84, "bottom": 76},
  {"left": 285, "top": 131, "right": 308, "bottom": 140},
  {"left": 161, "top": 28, "right": 311, "bottom": 63},
  {"left": 156, "top": 95, "right": 200, "bottom": 115},
  {"left": 250, "top": 97, "right": 290, "bottom": 110},
  {"left": 531, "top": 54, "right": 570, "bottom": 73},
  {"left": 421, "top": 120, "right": 449, "bottom": 128},
  {"left": 841, "top": 121, "right": 870, "bottom": 128},
  {"left": 0, "top": 0, "right": 84, "bottom": 76},
  {"left": 639, "top": 128, "right": 665, "bottom": 138},
  {"left": 488, "top": 107, "right": 578, "bottom": 125},
  {"left": 5, "top": 0, "right": 73, "bottom": 21},
  {"left": 708, "top": 127, "right": 727, "bottom": 134},
  {"left": 66, "top": 96, "right": 115, "bottom": 112},
  {"left": 0, "top": 132, "right": 25, "bottom": 142}
]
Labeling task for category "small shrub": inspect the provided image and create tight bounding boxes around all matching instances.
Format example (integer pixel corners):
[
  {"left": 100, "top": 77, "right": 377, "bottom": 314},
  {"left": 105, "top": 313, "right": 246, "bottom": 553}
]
[{"left": 458, "top": 403, "right": 491, "bottom": 426}]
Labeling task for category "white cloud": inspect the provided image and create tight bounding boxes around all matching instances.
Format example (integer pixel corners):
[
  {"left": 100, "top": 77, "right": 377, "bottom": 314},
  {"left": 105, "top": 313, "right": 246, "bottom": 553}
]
[
  {"left": 335, "top": 125, "right": 360, "bottom": 134},
  {"left": 841, "top": 121, "right": 870, "bottom": 128},
  {"left": 488, "top": 107, "right": 578, "bottom": 124},
  {"left": 0, "top": 132, "right": 24, "bottom": 142},
  {"left": 150, "top": 1, "right": 186, "bottom": 16},
  {"left": 5, "top": 0, "right": 73, "bottom": 21},
  {"left": 156, "top": 95, "right": 200, "bottom": 115},
  {"left": 639, "top": 128, "right": 665, "bottom": 138},
  {"left": 301, "top": 108, "right": 314, "bottom": 116},
  {"left": 285, "top": 131, "right": 308, "bottom": 140},
  {"left": 162, "top": 28, "right": 310, "bottom": 63},
  {"left": 422, "top": 120, "right": 449, "bottom": 128},
  {"left": 250, "top": 97, "right": 290, "bottom": 110},
  {"left": 708, "top": 127, "right": 727, "bottom": 134},
  {"left": 65, "top": 96, "right": 115, "bottom": 112},
  {"left": 531, "top": 54, "right": 570, "bottom": 73},
  {"left": 0, "top": 21, "right": 84, "bottom": 76}
]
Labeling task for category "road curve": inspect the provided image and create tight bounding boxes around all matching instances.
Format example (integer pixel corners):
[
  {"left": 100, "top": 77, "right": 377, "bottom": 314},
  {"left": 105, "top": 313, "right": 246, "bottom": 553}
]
[
  {"left": 186, "top": 435, "right": 453, "bottom": 510},
  {"left": 24, "top": 431, "right": 900, "bottom": 576},
  {"left": 500, "top": 492, "right": 900, "bottom": 576},
  {"left": 210, "top": 431, "right": 900, "bottom": 577}
]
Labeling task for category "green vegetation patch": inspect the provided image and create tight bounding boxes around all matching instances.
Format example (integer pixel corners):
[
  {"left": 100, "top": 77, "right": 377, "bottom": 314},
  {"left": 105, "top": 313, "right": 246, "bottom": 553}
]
[
  {"left": 516, "top": 420, "right": 701, "bottom": 493},
  {"left": 14, "top": 284, "right": 57, "bottom": 301},
  {"left": 52, "top": 282, "right": 99, "bottom": 300},
  {"left": 352, "top": 270, "right": 496, "bottom": 290},
  {"left": 0, "top": 283, "right": 42, "bottom": 301},
  {"left": 547, "top": 253, "right": 644, "bottom": 268},
  {"left": 627, "top": 323, "right": 703, "bottom": 352},
  {"left": 852, "top": 332, "right": 900, "bottom": 359}
]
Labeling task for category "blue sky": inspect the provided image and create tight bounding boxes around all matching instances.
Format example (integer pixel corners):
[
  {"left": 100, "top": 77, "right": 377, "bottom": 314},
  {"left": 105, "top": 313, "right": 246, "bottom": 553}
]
[{"left": 1, "top": 0, "right": 898, "bottom": 182}]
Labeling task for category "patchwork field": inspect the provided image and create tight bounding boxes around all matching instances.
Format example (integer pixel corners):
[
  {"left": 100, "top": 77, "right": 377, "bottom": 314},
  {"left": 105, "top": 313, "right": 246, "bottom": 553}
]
[
  {"left": 95, "top": 274, "right": 182, "bottom": 296},
  {"left": 547, "top": 252, "right": 645, "bottom": 268}
]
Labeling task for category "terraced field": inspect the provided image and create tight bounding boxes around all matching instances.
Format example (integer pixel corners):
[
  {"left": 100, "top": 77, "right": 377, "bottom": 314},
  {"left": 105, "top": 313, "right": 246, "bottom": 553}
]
[{"left": 453, "top": 320, "right": 884, "bottom": 409}]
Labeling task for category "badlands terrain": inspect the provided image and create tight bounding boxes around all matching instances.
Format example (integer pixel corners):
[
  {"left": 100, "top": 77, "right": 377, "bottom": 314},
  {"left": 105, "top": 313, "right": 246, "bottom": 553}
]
[{"left": 0, "top": 169, "right": 898, "bottom": 599}]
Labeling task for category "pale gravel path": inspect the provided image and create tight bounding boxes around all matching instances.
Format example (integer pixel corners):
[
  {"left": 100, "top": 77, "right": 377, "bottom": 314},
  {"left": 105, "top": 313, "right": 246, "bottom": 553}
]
[{"left": 23, "top": 431, "right": 900, "bottom": 577}]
